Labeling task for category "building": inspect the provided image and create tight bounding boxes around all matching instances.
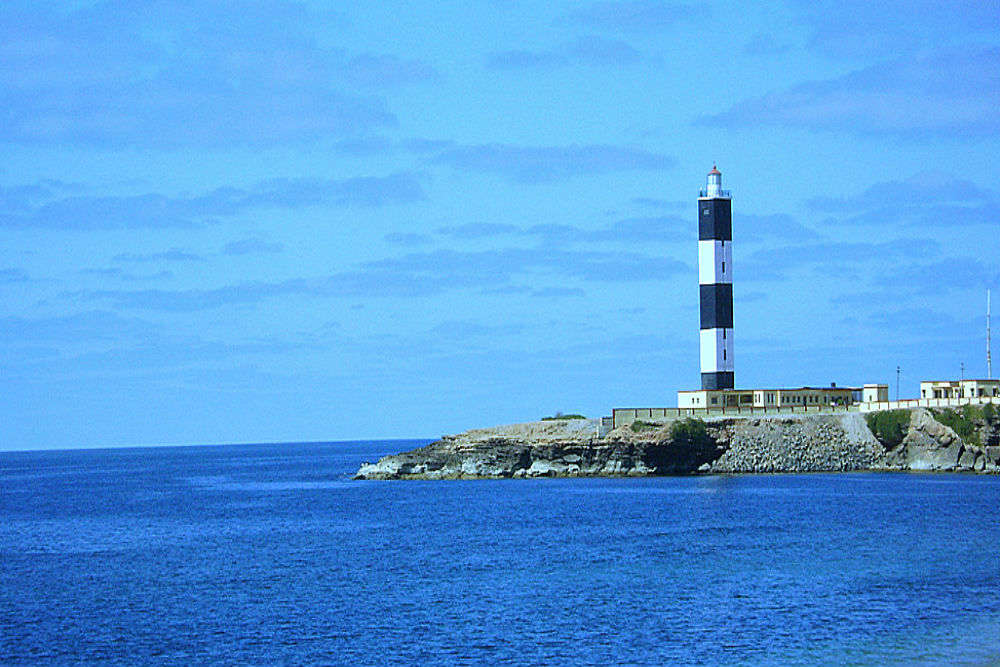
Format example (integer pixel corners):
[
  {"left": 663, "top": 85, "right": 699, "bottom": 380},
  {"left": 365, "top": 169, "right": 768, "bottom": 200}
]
[
  {"left": 677, "top": 385, "right": 860, "bottom": 409},
  {"left": 698, "top": 165, "right": 733, "bottom": 390},
  {"left": 672, "top": 166, "right": 882, "bottom": 413},
  {"left": 920, "top": 379, "right": 1000, "bottom": 399},
  {"left": 607, "top": 166, "right": 887, "bottom": 429},
  {"left": 862, "top": 383, "right": 889, "bottom": 402}
]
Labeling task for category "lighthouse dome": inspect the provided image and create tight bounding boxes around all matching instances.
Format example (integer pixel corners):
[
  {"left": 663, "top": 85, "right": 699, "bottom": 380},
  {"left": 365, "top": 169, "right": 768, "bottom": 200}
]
[{"left": 706, "top": 164, "right": 722, "bottom": 196}]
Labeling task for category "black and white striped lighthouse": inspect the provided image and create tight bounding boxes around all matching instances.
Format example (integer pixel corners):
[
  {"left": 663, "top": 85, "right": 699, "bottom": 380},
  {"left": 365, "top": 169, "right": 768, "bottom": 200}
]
[{"left": 698, "top": 165, "right": 734, "bottom": 390}]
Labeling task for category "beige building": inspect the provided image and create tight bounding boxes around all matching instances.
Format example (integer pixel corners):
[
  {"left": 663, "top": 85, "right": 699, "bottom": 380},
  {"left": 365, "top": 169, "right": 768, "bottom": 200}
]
[
  {"left": 862, "top": 383, "right": 889, "bottom": 402},
  {"left": 677, "top": 385, "right": 860, "bottom": 409},
  {"left": 920, "top": 379, "right": 1000, "bottom": 399}
]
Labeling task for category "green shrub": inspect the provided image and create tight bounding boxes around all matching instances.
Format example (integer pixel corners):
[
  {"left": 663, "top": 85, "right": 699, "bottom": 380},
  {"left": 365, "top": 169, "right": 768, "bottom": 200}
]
[
  {"left": 933, "top": 408, "right": 981, "bottom": 446},
  {"left": 983, "top": 402, "right": 996, "bottom": 422},
  {"left": 541, "top": 413, "right": 586, "bottom": 421},
  {"left": 630, "top": 420, "right": 660, "bottom": 433},
  {"left": 865, "top": 409, "right": 911, "bottom": 450},
  {"left": 669, "top": 418, "right": 713, "bottom": 450}
]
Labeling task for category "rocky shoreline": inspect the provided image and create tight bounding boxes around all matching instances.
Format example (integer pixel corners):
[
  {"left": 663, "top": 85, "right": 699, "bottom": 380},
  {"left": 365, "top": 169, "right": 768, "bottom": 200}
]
[{"left": 355, "top": 408, "right": 1000, "bottom": 479}]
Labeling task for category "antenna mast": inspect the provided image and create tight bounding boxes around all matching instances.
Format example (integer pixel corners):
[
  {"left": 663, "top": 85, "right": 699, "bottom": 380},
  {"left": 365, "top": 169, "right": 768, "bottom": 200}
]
[{"left": 988, "top": 289, "right": 992, "bottom": 380}]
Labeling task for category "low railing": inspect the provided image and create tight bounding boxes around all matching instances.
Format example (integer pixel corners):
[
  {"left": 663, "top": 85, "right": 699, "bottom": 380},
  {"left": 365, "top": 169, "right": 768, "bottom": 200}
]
[
  {"left": 857, "top": 396, "right": 1000, "bottom": 412},
  {"left": 611, "top": 403, "right": 855, "bottom": 428},
  {"left": 698, "top": 189, "right": 731, "bottom": 198}
]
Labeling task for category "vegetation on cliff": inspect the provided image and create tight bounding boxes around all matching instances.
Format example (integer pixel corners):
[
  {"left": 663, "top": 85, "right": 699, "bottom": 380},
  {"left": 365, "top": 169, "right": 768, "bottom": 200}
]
[
  {"left": 865, "top": 410, "right": 911, "bottom": 449},
  {"left": 669, "top": 418, "right": 713, "bottom": 451},
  {"left": 541, "top": 413, "right": 587, "bottom": 421},
  {"left": 930, "top": 405, "right": 994, "bottom": 446}
]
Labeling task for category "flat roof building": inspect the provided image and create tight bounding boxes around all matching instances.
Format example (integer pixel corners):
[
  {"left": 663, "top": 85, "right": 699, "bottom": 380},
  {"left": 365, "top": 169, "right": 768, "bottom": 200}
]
[
  {"left": 677, "top": 385, "right": 861, "bottom": 409},
  {"left": 920, "top": 379, "right": 1000, "bottom": 399}
]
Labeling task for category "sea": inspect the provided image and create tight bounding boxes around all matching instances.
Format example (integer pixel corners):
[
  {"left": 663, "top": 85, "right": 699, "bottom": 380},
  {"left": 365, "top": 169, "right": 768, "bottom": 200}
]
[{"left": 2, "top": 440, "right": 999, "bottom": 666}]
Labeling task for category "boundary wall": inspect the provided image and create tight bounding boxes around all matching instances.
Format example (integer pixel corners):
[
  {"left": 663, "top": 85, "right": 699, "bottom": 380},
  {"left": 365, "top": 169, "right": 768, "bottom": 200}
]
[{"left": 611, "top": 396, "right": 1000, "bottom": 430}]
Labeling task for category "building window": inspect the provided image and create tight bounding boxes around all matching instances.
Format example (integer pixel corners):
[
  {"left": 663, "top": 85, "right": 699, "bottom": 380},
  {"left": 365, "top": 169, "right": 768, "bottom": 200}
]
[
  {"left": 723, "top": 348, "right": 727, "bottom": 360},
  {"left": 721, "top": 261, "right": 726, "bottom": 273},
  {"left": 711, "top": 397, "right": 718, "bottom": 405}
]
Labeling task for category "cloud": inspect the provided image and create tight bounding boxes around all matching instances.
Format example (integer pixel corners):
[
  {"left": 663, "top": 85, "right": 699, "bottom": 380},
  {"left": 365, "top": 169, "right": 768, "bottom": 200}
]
[
  {"left": 428, "top": 215, "right": 689, "bottom": 244},
  {"left": 436, "top": 223, "right": 521, "bottom": 239},
  {"left": 71, "top": 247, "right": 690, "bottom": 310},
  {"left": 630, "top": 197, "right": 686, "bottom": 211},
  {"left": 0, "top": 180, "right": 79, "bottom": 213},
  {"left": 78, "top": 267, "right": 174, "bottom": 281},
  {"left": 0, "top": 173, "right": 425, "bottom": 229},
  {"left": 341, "top": 53, "right": 438, "bottom": 88},
  {"left": 737, "top": 213, "right": 821, "bottom": 244},
  {"left": 0, "top": 2, "right": 442, "bottom": 147},
  {"left": 361, "top": 247, "right": 690, "bottom": 285},
  {"left": 329, "top": 136, "right": 454, "bottom": 156},
  {"left": 486, "top": 36, "right": 643, "bottom": 69},
  {"left": 810, "top": 171, "right": 994, "bottom": 211},
  {"left": 808, "top": 171, "right": 997, "bottom": 228},
  {"left": 531, "top": 287, "right": 586, "bottom": 298},
  {"left": 383, "top": 232, "right": 432, "bottom": 246},
  {"left": 742, "top": 33, "right": 793, "bottom": 56},
  {"left": 701, "top": 49, "right": 1000, "bottom": 138},
  {"left": 427, "top": 321, "right": 525, "bottom": 339},
  {"left": 0, "top": 310, "right": 161, "bottom": 344},
  {"left": 486, "top": 50, "right": 569, "bottom": 69},
  {"left": 0, "top": 268, "right": 30, "bottom": 283},
  {"left": 222, "top": 238, "right": 285, "bottom": 255},
  {"left": 433, "top": 144, "right": 674, "bottom": 182},
  {"left": 113, "top": 249, "right": 203, "bottom": 263},
  {"left": 791, "top": 0, "right": 1000, "bottom": 57},
  {"left": 562, "top": 1, "right": 698, "bottom": 33},
  {"left": 743, "top": 238, "right": 939, "bottom": 279},
  {"left": 889, "top": 258, "right": 1000, "bottom": 294}
]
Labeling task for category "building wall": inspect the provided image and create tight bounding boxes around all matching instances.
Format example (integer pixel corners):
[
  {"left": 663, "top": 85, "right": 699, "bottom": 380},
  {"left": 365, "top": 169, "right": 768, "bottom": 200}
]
[
  {"left": 863, "top": 384, "right": 889, "bottom": 402},
  {"left": 679, "top": 387, "right": 855, "bottom": 409},
  {"left": 922, "top": 379, "right": 1000, "bottom": 399}
]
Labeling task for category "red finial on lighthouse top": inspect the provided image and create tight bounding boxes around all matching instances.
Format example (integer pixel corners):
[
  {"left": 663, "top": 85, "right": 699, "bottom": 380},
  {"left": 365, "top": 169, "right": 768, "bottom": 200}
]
[{"left": 709, "top": 164, "right": 721, "bottom": 175}]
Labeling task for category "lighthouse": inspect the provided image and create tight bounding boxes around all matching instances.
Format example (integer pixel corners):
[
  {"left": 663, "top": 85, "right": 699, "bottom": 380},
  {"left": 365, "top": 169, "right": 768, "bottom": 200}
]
[{"left": 698, "top": 165, "right": 734, "bottom": 390}]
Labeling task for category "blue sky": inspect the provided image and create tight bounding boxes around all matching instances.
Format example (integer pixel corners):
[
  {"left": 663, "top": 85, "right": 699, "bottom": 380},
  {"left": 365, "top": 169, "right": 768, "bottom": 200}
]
[{"left": 2, "top": 0, "right": 999, "bottom": 450}]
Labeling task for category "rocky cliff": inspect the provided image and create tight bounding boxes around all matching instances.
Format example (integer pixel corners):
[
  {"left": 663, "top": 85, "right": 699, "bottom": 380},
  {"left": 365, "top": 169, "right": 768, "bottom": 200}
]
[{"left": 354, "top": 409, "right": 1000, "bottom": 479}]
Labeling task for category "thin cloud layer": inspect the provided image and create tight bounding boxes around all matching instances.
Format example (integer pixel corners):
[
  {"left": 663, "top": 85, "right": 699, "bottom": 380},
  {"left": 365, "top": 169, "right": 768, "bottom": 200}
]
[
  {"left": 0, "top": 2, "right": 438, "bottom": 146},
  {"left": 433, "top": 144, "right": 674, "bottom": 182},
  {"left": 792, "top": 0, "right": 1000, "bottom": 57},
  {"left": 0, "top": 174, "right": 425, "bottom": 229},
  {"left": 113, "top": 249, "right": 204, "bottom": 263},
  {"left": 702, "top": 50, "right": 1000, "bottom": 138},
  {"left": 487, "top": 36, "right": 644, "bottom": 69},
  {"left": 222, "top": 239, "right": 285, "bottom": 256},
  {"left": 72, "top": 246, "right": 690, "bottom": 311},
  {"left": 809, "top": 172, "right": 997, "bottom": 228},
  {"left": 563, "top": 1, "right": 697, "bottom": 33}
]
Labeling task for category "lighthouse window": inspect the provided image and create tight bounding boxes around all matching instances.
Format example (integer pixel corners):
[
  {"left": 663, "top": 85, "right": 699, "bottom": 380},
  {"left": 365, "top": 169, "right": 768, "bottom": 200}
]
[
  {"left": 721, "top": 261, "right": 725, "bottom": 273},
  {"left": 723, "top": 348, "right": 726, "bottom": 360}
]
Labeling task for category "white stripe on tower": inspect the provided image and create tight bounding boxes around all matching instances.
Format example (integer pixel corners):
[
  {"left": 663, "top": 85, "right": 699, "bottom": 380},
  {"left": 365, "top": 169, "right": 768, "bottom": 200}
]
[{"left": 698, "top": 165, "right": 734, "bottom": 390}]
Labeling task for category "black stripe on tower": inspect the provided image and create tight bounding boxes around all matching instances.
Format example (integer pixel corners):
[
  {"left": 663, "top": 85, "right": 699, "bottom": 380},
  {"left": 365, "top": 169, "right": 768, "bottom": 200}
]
[
  {"left": 699, "top": 284, "right": 733, "bottom": 329},
  {"left": 702, "top": 372, "right": 734, "bottom": 391},
  {"left": 699, "top": 199, "right": 732, "bottom": 241}
]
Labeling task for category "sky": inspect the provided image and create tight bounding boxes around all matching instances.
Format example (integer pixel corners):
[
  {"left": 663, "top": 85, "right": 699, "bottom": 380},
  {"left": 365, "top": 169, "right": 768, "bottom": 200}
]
[{"left": 2, "top": 0, "right": 999, "bottom": 450}]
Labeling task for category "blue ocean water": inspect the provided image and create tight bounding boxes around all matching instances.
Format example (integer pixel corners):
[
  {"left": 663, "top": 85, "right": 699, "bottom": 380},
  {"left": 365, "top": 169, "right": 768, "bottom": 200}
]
[{"left": 2, "top": 441, "right": 999, "bottom": 666}]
